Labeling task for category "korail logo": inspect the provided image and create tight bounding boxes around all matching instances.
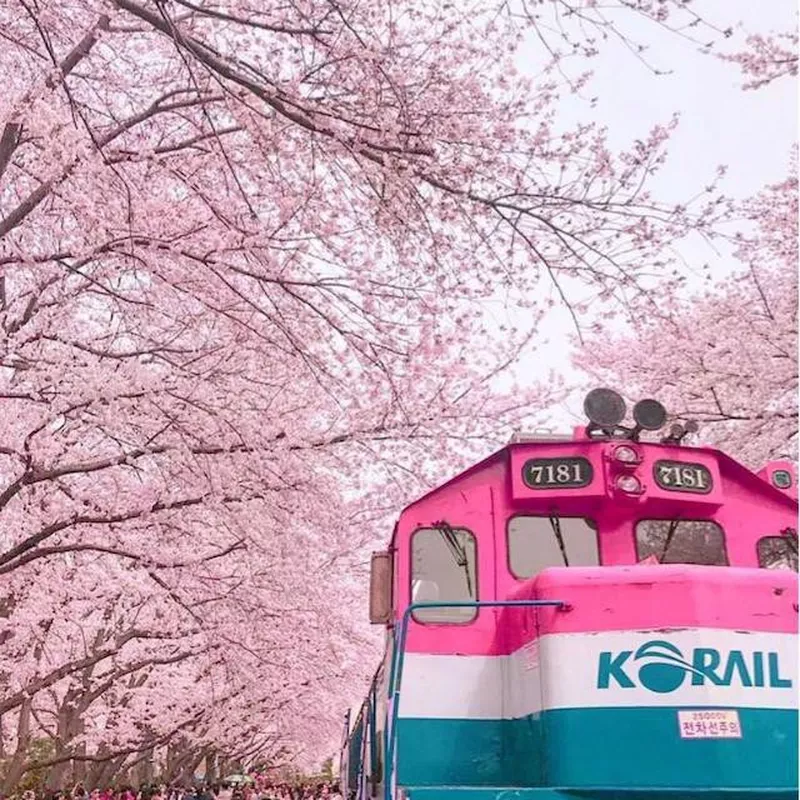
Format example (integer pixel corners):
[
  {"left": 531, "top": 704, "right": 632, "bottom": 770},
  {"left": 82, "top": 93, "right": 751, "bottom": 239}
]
[{"left": 597, "top": 639, "right": 793, "bottom": 693}]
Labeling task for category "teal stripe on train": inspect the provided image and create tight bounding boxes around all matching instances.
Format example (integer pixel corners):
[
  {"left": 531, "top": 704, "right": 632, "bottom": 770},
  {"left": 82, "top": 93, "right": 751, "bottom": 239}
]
[
  {"left": 396, "top": 716, "right": 541, "bottom": 786},
  {"left": 395, "top": 708, "right": 797, "bottom": 789},
  {"left": 404, "top": 788, "right": 798, "bottom": 800}
]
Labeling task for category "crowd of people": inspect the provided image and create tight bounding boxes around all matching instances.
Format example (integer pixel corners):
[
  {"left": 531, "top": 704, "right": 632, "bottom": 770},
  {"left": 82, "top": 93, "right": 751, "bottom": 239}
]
[{"left": 14, "top": 779, "right": 342, "bottom": 800}]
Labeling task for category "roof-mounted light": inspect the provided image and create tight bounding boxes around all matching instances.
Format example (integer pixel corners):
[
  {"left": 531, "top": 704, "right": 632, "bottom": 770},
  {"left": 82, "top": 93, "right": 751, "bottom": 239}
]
[
  {"left": 661, "top": 419, "right": 698, "bottom": 445},
  {"left": 633, "top": 398, "right": 667, "bottom": 431},
  {"left": 584, "top": 388, "right": 626, "bottom": 428}
]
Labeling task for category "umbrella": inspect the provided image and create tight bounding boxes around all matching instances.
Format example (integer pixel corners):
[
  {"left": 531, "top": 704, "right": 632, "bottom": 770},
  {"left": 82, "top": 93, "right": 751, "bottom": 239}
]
[{"left": 223, "top": 776, "right": 254, "bottom": 785}]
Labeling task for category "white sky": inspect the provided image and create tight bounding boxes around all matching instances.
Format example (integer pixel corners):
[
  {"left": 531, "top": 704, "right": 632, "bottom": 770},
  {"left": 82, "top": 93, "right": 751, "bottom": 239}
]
[{"left": 510, "top": 0, "right": 798, "bottom": 430}]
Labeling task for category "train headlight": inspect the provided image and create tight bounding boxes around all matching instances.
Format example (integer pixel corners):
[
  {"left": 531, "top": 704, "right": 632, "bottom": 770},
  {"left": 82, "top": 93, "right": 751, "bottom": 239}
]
[
  {"left": 616, "top": 474, "right": 643, "bottom": 494},
  {"left": 614, "top": 445, "right": 641, "bottom": 465}
]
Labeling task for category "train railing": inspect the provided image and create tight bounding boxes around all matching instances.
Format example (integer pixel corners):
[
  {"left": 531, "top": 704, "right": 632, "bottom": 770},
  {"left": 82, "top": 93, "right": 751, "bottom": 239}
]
[{"left": 384, "top": 599, "right": 567, "bottom": 800}]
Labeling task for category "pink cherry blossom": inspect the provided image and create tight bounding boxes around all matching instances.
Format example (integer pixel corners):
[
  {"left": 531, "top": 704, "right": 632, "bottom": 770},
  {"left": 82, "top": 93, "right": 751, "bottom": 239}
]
[
  {"left": 576, "top": 156, "right": 798, "bottom": 468},
  {"left": 0, "top": 0, "right": 785, "bottom": 787}
]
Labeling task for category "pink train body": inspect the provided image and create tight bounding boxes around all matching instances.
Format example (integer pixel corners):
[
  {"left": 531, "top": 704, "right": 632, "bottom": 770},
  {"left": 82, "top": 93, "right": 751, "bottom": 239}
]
[{"left": 341, "top": 398, "right": 798, "bottom": 800}]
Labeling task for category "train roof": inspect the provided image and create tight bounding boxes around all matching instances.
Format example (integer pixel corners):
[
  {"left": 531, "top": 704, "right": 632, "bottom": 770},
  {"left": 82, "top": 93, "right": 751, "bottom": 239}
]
[{"left": 389, "top": 431, "right": 796, "bottom": 549}]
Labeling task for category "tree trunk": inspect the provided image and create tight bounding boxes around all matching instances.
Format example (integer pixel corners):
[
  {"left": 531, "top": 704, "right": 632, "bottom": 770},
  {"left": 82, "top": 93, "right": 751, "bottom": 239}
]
[
  {"left": 205, "top": 750, "right": 218, "bottom": 785},
  {"left": 1, "top": 699, "right": 33, "bottom": 794}
]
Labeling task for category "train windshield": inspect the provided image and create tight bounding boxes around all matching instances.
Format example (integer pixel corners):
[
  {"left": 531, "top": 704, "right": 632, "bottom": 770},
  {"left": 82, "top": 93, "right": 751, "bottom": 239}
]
[
  {"left": 757, "top": 534, "right": 798, "bottom": 571},
  {"left": 636, "top": 519, "right": 727, "bottom": 566},
  {"left": 411, "top": 526, "right": 477, "bottom": 623},
  {"left": 508, "top": 516, "right": 599, "bottom": 578}
]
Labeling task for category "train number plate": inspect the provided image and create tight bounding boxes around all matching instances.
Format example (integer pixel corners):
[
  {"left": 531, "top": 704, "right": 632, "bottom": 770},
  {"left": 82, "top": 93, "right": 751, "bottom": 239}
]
[
  {"left": 678, "top": 709, "right": 741, "bottom": 739},
  {"left": 654, "top": 460, "right": 713, "bottom": 494},
  {"left": 522, "top": 457, "right": 593, "bottom": 489}
]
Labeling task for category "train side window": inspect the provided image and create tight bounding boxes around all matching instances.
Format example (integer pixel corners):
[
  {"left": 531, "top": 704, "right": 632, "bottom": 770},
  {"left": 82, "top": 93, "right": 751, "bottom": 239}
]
[
  {"left": 757, "top": 536, "right": 798, "bottom": 571},
  {"left": 636, "top": 520, "right": 728, "bottom": 566},
  {"left": 411, "top": 527, "right": 477, "bottom": 623},
  {"left": 507, "top": 516, "right": 599, "bottom": 579}
]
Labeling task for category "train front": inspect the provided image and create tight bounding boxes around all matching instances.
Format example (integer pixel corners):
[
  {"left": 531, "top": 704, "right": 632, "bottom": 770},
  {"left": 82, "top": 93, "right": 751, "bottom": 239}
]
[{"left": 370, "top": 390, "right": 798, "bottom": 800}]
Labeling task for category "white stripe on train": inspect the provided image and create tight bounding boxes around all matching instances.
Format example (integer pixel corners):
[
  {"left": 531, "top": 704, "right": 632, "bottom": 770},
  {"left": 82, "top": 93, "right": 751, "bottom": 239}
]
[{"left": 397, "top": 628, "right": 798, "bottom": 719}]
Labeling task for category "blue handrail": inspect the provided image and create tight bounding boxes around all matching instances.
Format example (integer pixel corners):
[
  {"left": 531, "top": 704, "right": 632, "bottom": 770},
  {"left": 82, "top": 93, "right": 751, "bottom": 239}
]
[{"left": 383, "top": 599, "right": 566, "bottom": 800}]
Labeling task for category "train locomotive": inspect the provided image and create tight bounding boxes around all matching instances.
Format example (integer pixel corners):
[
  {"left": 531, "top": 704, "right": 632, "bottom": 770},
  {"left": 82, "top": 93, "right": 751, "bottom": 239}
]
[{"left": 339, "top": 389, "right": 798, "bottom": 800}]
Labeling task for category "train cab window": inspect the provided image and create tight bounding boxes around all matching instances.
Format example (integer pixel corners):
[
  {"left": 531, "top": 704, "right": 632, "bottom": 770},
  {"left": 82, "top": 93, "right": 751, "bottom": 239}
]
[
  {"left": 411, "top": 527, "right": 477, "bottom": 623},
  {"left": 757, "top": 536, "right": 798, "bottom": 571},
  {"left": 507, "top": 516, "right": 599, "bottom": 579},
  {"left": 635, "top": 520, "right": 727, "bottom": 566}
]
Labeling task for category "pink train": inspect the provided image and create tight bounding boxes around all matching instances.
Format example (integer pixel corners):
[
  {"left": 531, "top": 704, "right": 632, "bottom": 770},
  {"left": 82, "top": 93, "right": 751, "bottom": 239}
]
[{"left": 340, "top": 389, "right": 798, "bottom": 800}]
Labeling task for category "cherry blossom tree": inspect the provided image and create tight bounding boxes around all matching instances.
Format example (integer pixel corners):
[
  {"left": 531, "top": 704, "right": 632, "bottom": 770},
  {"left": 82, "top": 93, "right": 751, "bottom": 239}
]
[
  {"left": 0, "top": 520, "right": 377, "bottom": 789},
  {"left": 0, "top": 0, "right": 753, "bottom": 786},
  {"left": 576, "top": 162, "right": 798, "bottom": 468},
  {"left": 721, "top": 29, "right": 799, "bottom": 89},
  {"left": 575, "top": 13, "right": 797, "bottom": 469}
]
